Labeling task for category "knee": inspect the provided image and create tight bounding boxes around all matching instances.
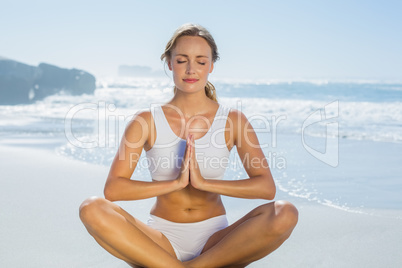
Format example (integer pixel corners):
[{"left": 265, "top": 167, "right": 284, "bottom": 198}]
[
  {"left": 79, "top": 196, "right": 109, "bottom": 227},
  {"left": 272, "top": 200, "right": 299, "bottom": 234}
]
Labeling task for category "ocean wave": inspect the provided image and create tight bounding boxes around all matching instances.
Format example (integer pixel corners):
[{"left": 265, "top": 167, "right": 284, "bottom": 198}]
[
  {"left": 3, "top": 77, "right": 400, "bottom": 216},
  {"left": 1, "top": 78, "right": 401, "bottom": 145}
]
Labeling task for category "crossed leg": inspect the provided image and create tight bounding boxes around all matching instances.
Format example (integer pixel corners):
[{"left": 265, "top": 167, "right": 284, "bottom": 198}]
[
  {"left": 79, "top": 196, "right": 184, "bottom": 268},
  {"left": 79, "top": 198, "right": 298, "bottom": 268},
  {"left": 185, "top": 200, "right": 298, "bottom": 268}
]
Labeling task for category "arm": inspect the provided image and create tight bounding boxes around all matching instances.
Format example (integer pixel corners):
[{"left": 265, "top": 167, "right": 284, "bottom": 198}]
[
  {"left": 190, "top": 109, "right": 276, "bottom": 200},
  {"left": 104, "top": 110, "right": 190, "bottom": 201}
]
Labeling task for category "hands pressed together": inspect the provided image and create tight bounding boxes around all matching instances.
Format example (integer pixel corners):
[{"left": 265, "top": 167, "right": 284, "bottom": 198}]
[{"left": 177, "top": 134, "right": 206, "bottom": 190}]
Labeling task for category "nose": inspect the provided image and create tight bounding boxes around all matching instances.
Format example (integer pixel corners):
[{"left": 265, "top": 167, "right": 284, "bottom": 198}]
[{"left": 186, "top": 61, "right": 195, "bottom": 74}]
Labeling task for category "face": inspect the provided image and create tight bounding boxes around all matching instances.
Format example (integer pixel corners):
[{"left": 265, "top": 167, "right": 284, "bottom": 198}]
[{"left": 168, "top": 36, "right": 214, "bottom": 94}]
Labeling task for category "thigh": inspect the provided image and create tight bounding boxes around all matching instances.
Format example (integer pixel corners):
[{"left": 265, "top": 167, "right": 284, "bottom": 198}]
[
  {"left": 117, "top": 205, "right": 176, "bottom": 256},
  {"left": 201, "top": 202, "right": 275, "bottom": 254},
  {"left": 82, "top": 197, "right": 177, "bottom": 258}
]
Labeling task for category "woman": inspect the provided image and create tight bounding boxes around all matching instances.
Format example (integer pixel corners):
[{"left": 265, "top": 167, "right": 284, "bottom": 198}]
[{"left": 79, "top": 23, "right": 298, "bottom": 268}]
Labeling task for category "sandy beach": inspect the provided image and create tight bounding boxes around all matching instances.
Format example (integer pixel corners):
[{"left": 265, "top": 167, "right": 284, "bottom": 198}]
[
  {"left": 1, "top": 135, "right": 401, "bottom": 268},
  {"left": 2, "top": 0, "right": 402, "bottom": 265}
]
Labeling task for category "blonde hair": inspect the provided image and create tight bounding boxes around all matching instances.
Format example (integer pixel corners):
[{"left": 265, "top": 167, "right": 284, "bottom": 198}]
[{"left": 161, "top": 23, "right": 219, "bottom": 102}]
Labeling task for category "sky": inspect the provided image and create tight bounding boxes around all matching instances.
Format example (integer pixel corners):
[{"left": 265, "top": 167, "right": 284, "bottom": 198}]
[{"left": 1, "top": 0, "right": 401, "bottom": 81}]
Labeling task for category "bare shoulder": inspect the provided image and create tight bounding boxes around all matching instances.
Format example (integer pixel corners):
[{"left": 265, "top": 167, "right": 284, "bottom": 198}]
[
  {"left": 227, "top": 108, "right": 247, "bottom": 124},
  {"left": 227, "top": 108, "right": 250, "bottom": 145},
  {"left": 123, "top": 109, "right": 153, "bottom": 145}
]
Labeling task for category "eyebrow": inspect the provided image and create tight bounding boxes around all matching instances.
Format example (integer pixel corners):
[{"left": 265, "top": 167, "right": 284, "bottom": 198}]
[{"left": 175, "top": 54, "right": 209, "bottom": 58}]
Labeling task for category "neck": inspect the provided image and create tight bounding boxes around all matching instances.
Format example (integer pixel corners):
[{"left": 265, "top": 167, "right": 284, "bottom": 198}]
[{"left": 169, "top": 89, "right": 214, "bottom": 117}]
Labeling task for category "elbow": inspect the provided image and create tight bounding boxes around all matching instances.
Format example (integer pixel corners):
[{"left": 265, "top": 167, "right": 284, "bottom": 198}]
[
  {"left": 104, "top": 181, "right": 118, "bottom": 202},
  {"left": 262, "top": 188, "right": 276, "bottom": 200},
  {"left": 103, "top": 187, "right": 114, "bottom": 201},
  {"left": 262, "top": 180, "right": 276, "bottom": 200},
  {"left": 266, "top": 186, "right": 276, "bottom": 200}
]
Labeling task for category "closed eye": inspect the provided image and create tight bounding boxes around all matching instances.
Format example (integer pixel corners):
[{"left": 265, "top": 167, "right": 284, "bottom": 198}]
[{"left": 177, "top": 60, "right": 187, "bottom": 64}]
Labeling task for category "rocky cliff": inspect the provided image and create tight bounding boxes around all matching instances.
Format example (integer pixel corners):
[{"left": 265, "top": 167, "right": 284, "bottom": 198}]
[{"left": 0, "top": 58, "right": 96, "bottom": 104}]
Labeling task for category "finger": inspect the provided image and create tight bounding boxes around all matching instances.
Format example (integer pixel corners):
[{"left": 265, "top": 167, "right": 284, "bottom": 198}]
[
  {"left": 186, "top": 137, "right": 190, "bottom": 157},
  {"left": 184, "top": 135, "right": 191, "bottom": 160},
  {"left": 190, "top": 136, "right": 194, "bottom": 159},
  {"left": 190, "top": 139, "right": 197, "bottom": 169},
  {"left": 189, "top": 146, "right": 194, "bottom": 170},
  {"left": 188, "top": 138, "right": 192, "bottom": 164},
  {"left": 187, "top": 133, "right": 192, "bottom": 145},
  {"left": 181, "top": 137, "right": 191, "bottom": 173},
  {"left": 189, "top": 134, "right": 193, "bottom": 147}
]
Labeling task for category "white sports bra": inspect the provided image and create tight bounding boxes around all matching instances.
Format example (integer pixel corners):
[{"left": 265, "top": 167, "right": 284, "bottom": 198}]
[{"left": 145, "top": 104, "right": 232, "bottom": 181}]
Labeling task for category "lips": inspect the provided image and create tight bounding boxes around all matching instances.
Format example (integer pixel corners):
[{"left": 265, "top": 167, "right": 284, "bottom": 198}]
[{"left": 183, "top": 78, "right": 199, "bottom": 83}]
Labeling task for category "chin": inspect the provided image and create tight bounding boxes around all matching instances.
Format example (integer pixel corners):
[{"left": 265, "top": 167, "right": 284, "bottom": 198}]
[{"left": 176, "top": 83, "right": 205, "bottom": 94}]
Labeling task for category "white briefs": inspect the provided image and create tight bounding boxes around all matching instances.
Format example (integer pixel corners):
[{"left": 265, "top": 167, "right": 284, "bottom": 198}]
[{"left": 147, "top": 214, "right": 229, "bottom": 262}]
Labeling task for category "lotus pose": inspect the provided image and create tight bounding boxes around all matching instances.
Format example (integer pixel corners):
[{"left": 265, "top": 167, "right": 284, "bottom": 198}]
[{"left": 79, "top": 23, "right": 298, "bottom": 268}]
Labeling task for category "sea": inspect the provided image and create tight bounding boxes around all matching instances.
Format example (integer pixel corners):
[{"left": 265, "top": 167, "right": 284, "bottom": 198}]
[{"left": 1, "top": 77, "right": 401, "bottom": 219}]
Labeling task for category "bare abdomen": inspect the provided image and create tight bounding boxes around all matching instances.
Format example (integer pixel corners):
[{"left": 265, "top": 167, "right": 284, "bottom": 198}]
[{"left": 150, "top": 185, "right": 226, "bottom": 223}]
